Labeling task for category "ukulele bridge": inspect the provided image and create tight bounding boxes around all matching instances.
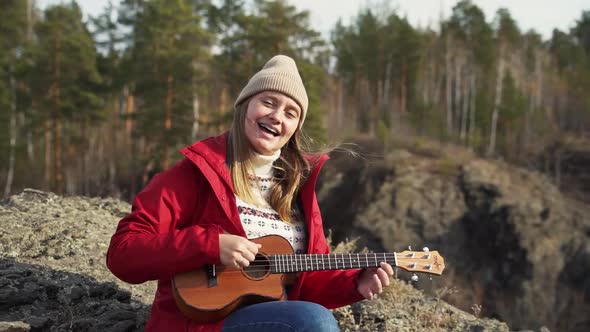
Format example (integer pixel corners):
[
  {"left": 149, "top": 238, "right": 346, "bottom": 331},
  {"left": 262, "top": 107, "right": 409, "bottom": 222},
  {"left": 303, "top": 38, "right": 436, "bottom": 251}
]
[{"left": 207, "top": 265, "right": 217, "bottom": 287}]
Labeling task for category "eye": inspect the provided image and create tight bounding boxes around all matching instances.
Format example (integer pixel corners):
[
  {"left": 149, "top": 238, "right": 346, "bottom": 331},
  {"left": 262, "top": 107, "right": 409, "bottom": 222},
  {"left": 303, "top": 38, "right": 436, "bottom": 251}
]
[{"left": 262, "top": 99, "right": 273, "bottom": 106}]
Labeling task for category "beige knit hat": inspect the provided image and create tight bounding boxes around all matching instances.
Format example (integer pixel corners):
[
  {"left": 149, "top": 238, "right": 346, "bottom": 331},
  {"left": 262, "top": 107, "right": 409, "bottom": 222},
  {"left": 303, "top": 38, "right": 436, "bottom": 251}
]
[{"left": 234, "top": 55, "right": 308, "bottom": 126}]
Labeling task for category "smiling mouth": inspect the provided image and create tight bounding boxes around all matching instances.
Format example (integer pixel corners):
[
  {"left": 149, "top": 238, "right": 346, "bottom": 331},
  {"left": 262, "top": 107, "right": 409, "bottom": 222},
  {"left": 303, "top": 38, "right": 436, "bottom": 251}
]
[{"left": 258, "top": 123, "right": 279, "bottom": 137}]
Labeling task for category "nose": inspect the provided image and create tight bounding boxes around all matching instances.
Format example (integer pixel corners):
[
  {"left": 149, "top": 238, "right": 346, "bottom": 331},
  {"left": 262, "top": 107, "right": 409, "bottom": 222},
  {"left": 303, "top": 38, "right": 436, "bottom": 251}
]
[{"left": 266, "top": 107, "right": 284, "bottom": 123}]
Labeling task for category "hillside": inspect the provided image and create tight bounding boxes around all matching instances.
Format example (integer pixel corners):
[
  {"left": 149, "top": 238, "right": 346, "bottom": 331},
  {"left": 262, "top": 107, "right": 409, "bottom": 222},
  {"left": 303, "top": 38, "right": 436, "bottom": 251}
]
[{"left": 0, "top": 189, "right": 507, "bottom": 332}]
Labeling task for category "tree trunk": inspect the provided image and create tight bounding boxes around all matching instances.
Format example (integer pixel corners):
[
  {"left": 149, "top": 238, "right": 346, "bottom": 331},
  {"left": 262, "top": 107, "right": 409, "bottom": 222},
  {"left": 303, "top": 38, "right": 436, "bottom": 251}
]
[
  {"left": 487, "top": 44, "right": 505, "bottom": 157},
  {"left": 192, "top": 91, "right": 200, "bottom": 141},
  {"left": 337, "top": 79, "right": 344, "bottom": 133},
  {"left": 26, "top": 0, "right": 34, "bottom": 39},
  {"left": 460, "top": 66, "right": 469, "bottom": 142},
  {"left": 468, "top": 73, "right": 476, "bottom": 147},
  {"left": 5, "top": 65, "right": 17, "bottom": 196},
  {"left": 125, "top": 87, "right": 135, "bottom": 135},
  {"left": 53, "top": 31, "right": 63, "bottom": 193},
  {"left": 44, "top": 118, "right": 52, "bottom": 190},
  {"left": 400, "top": 63, "right": 407, "bottom": 114},
  {"left": 54, "top": 115, "right": 63, "bottom": 193},
  {"left": 163, "top": 74, "right": 174, "bottom": 170},
  {"left": 454, "top": 52, "right": 462, "bottom": 137},
  {"left": 445, "top": 34, "right": 453, "bottom": 135}
]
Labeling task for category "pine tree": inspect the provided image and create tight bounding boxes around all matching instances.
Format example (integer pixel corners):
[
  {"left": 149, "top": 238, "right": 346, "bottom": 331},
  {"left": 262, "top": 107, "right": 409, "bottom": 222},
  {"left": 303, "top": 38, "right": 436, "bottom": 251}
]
[
  {"left": 213, "top": 0, "right": 328, "bottom": 142},
  {"left": 25, "top": 3, "right": 102, "bottom": 193},
  {"left": 0, "top": 0, "right": 28, "bottom": 195},
  {"left": 119, "top": 0, "right": 212, "bottom": 173}
]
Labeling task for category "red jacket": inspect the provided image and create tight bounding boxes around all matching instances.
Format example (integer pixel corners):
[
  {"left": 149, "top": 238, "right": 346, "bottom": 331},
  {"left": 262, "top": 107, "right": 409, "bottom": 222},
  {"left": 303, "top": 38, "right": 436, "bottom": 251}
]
[{"left": 106, "top": 134, "right": 364, "bottom": 331}]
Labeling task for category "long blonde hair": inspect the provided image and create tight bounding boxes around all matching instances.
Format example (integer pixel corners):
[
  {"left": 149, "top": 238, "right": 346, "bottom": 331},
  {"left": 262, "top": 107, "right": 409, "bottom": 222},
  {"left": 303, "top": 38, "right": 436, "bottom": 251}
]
[{"left": 227, "top": 100, "right": 310, "bottom": 223}]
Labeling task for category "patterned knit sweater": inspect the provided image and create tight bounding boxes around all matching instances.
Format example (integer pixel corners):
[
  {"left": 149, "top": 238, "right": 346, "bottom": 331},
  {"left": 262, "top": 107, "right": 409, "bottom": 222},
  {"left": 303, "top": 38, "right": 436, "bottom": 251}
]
[{"left": 235, "top": 150, "right": 308, "bottom": 254}]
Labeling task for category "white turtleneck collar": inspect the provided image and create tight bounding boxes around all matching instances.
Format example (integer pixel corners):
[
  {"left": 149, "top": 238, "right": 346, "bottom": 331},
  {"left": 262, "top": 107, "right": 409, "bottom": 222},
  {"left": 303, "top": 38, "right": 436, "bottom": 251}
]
[{"left": 251, "top": 149, "right": 281, "bottom": 177}]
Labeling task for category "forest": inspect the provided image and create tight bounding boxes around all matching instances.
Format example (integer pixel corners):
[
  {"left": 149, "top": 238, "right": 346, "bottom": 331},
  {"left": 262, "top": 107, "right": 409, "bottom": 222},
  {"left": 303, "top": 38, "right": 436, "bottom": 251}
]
[{"left": 1, "top": 0, "right": 589, "bottom": 200}]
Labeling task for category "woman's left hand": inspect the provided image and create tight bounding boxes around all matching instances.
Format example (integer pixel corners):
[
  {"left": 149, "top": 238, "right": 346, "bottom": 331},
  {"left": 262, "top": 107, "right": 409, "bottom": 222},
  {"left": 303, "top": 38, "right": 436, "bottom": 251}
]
[{"left": 356, "top": 262, "right": 394, "bottom": 300}]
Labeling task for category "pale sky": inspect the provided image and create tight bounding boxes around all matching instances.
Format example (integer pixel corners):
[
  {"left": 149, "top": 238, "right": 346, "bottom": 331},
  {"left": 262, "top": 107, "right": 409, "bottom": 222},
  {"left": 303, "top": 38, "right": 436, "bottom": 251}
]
[{"left": 38, "top": 0, "right": 589, "bottom": 40}]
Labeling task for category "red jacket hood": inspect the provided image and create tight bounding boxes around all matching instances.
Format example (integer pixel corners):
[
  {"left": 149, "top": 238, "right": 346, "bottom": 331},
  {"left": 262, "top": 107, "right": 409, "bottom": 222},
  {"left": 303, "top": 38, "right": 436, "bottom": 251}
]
[{"left": 180, "top": 132, "right": 330, "bottom": 195}]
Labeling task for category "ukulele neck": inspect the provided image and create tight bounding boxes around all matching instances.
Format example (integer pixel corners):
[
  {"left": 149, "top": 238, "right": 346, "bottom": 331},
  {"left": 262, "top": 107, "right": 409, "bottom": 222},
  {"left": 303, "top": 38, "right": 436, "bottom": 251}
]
[{"left": 270, "top": 253, "right": 396, "bottom": 273}]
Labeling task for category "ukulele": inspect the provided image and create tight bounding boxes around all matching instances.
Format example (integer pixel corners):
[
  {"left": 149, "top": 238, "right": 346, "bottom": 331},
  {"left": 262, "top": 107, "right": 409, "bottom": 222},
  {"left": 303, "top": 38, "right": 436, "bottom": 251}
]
[{"left": 172, "top": 235, "right": 445, "bottom": 323}]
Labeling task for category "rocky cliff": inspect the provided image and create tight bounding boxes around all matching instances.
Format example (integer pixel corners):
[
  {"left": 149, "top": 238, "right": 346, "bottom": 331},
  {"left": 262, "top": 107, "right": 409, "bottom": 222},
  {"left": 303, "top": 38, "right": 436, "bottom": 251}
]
[{"left": 318, "top": 137, "right": 590, "bottom": 332}]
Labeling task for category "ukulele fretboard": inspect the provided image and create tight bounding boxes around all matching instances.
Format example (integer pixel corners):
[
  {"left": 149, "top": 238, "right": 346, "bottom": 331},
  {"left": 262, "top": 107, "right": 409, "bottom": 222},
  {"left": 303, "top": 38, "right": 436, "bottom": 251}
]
[{"left": 270, "top": 253, "right": 397, "bottom": 273}]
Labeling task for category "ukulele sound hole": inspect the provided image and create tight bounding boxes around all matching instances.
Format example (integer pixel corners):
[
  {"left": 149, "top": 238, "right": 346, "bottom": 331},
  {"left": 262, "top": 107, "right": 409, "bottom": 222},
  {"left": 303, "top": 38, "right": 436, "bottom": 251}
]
[{"left": 243, "top": 254, "right": 270, "bottom": 280}]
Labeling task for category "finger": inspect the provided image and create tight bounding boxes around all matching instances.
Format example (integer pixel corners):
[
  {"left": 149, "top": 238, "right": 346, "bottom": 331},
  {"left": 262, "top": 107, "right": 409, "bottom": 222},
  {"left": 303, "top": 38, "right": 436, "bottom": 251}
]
[
  {"left": 240, "top": 257, "right": 250, "bottom": 267},
  {"left": 370, "top": 274, "right": 382, "bottom": 294},
  {"left": 245, "top": 240, "right": 260, "bottom": 255},
  {"left": 242, "top": 250, "right": 256, "bottom": 262},
  {"left": 380, "top": 262, "right": 394, "bottom": 276},
  {"left": 366, "top": 290, "right": 374, "bottom": 300},
  {"left": 376, "top": 268, "right": 390, "bottom": 287},
  {"left": 233, "top": 241, "right": 256, "bottom": 261}
]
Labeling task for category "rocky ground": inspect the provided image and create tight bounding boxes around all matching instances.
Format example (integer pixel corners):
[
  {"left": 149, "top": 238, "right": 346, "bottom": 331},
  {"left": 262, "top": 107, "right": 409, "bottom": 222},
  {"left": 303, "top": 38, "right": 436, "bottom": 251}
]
[{"left": 0, "top": 189, "right": 509, "bottom": 331}]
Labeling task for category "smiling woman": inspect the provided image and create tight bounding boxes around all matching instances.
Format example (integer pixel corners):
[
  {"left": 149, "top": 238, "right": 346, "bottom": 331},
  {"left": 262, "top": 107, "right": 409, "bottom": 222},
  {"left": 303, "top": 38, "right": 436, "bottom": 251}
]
[
  {"left": 106, "top": 55, "right": 394, "bottom": 332},
  {"left": 243, "top": 92, "right": 301, "bottom": 156}
]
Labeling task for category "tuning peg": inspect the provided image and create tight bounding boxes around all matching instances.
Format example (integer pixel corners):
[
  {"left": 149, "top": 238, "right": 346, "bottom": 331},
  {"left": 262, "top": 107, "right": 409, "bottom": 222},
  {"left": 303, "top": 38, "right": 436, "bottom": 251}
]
[
  {"left": 411, "top": 274, "right": 419, "bottom": 282},
  {"left": 422, "top": 247, "right": 429, "bottom": 252}
]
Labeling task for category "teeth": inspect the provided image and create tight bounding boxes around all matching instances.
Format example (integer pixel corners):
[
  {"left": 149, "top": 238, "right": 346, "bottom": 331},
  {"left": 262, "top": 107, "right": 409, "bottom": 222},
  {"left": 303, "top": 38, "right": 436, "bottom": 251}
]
[{"left": 259, "top": 123, "right": 278, "bottom": 136}]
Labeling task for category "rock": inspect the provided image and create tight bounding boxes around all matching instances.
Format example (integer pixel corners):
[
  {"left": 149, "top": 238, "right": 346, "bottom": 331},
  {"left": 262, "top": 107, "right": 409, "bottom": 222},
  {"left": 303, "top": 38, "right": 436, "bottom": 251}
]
[
  {"left": 0, "top": 321, "right": 31, "bottom": 332},
  {"left": 0, "top": 259, "right": 148, "bottom": 332},
  {"left": 319, "top": 140, "right": 590, "bottom": 332}
]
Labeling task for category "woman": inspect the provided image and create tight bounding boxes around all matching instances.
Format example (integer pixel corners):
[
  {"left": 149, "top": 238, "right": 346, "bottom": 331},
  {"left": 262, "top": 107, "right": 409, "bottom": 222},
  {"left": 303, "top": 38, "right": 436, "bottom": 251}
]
[{"left": 107, "top": 55, "right": 394, "bottom": 332}]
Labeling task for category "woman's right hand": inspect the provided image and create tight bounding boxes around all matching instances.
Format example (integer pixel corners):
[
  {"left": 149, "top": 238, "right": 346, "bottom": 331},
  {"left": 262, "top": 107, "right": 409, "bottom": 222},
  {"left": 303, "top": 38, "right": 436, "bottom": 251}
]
[{"left": 219, "top": 234, "right": 262, "bottom": 269}]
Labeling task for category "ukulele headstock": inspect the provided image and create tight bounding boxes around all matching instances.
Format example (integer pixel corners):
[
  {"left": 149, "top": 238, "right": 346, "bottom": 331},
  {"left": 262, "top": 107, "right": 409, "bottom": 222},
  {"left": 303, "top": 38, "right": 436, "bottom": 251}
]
[{"left": 396, "top": 250, "right": 445, "bottom": 276}]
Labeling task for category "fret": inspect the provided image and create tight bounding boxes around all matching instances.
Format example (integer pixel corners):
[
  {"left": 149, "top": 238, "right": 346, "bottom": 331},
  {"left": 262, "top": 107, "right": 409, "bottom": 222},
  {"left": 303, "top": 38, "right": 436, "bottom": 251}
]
[
  {"left": 365, "top": 253, "right": 368, "bottom": 269},
  {"left": 315, "top": 254, "right": 319, "bottom": 271},
  {"left": 374, "top": 253, "right": 378, "bottom": 267},
  {"left": 305, "top": 254, "right": 311, "bottom": 271},
  {"left": 356, "top": 253, "right": 360, "bottom": 269},
  {"left": 302, "top": 254, "right": 306, "bottom": 272},
  {"left": 303, "top": 255, "right": 307, "bottom": 272},
  {"left": 280, "top": 255, "right": 289, "bottom": 273},
  {"left": 328, "top": 254, "right": 332, "bottom": 270},
  {"left": 286, "top": 255, "right": 290, "bottom": 273},
  {"left": 321, "top": 254, "right": 325, "bottom": 270},
  {"left": 285, "top": 255, "right": 289, "bottom": 272}
]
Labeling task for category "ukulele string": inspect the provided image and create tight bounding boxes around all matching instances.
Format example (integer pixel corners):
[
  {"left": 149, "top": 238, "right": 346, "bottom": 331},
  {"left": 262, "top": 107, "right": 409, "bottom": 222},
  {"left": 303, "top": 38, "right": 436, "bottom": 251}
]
[{"left": 214, "top": 258, "right": 437, "bottom": 274}]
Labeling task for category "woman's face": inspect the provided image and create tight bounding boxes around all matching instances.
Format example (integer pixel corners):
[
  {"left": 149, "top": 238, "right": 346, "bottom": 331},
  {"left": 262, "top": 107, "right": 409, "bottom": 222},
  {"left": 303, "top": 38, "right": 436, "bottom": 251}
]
[{"left": 244, "top": 91, "right": 301, "bottom": 156}]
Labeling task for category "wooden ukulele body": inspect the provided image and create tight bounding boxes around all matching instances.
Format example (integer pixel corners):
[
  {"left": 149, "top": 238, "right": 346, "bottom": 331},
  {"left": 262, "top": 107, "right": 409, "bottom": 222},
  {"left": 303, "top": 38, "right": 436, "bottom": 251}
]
[{"left": 172, "top": 235, "right": 295, "bottom": 323}]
